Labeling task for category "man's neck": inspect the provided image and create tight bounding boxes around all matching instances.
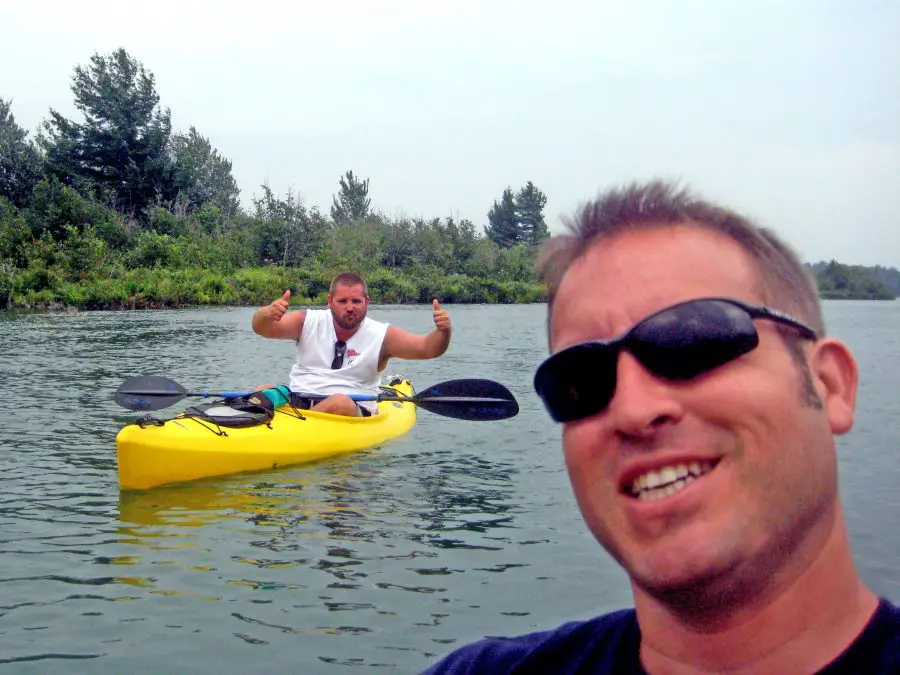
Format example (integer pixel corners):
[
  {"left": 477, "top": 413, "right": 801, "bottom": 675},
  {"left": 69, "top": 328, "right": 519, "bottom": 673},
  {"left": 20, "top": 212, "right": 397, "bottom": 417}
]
[
  {"left": 635, "top": 508, "right": 878, "bottom": 674},
  {"left": 334, "top": 322, "right": 363, "bottom": 343}
]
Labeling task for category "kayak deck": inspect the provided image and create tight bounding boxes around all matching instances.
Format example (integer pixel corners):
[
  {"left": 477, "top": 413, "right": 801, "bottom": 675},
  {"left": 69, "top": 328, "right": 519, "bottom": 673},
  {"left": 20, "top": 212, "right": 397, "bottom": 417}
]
[{"left": 116, "top": 377, "right": 416, "bottom": 490}]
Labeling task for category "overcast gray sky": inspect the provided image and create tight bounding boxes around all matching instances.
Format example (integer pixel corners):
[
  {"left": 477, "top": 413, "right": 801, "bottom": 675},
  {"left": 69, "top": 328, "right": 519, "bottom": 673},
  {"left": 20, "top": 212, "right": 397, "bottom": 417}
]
[{"left": 2, "top": 1, "right": 898, "bottom": 267}]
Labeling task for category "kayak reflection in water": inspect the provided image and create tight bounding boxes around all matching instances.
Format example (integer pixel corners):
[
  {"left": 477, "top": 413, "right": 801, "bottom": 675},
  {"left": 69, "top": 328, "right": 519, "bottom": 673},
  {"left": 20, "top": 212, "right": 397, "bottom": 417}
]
[{"left": 251, "top": 271, "right": 452, "bottom": 417}]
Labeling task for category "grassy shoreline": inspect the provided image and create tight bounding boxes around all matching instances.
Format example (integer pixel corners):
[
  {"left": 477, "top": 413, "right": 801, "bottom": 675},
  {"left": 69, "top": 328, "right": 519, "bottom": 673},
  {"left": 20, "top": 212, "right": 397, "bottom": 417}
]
[{"left": 1, "top": 265, "right": 547, "bottom": 312}]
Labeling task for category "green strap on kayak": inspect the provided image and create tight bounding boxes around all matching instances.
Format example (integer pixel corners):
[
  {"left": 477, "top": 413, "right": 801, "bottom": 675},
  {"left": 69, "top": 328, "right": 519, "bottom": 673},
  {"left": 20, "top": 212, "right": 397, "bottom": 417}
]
[{"left": 257, "top": 385, "right": 291, "bottom": 407}]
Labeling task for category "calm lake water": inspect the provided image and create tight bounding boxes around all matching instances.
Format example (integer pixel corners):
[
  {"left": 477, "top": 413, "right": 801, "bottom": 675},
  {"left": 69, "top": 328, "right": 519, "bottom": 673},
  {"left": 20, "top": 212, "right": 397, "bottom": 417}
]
[{"left": 0, "top": 301, "right": 898, "bottom": 673}]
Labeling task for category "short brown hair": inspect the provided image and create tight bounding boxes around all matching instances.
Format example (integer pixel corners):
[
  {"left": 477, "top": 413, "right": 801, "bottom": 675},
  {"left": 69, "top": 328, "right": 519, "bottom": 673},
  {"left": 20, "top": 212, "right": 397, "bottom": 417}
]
[
  {"left": 330, "top": 272, "right": 368, "bottom": 296},
  {"left": 537, "top": 179, "right": 824, "bottom": 335}
]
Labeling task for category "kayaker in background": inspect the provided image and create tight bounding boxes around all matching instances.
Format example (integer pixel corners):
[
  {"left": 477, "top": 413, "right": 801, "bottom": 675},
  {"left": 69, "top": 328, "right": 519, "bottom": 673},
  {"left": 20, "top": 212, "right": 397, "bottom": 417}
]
[
  {"left": 423, "top": 180, "right": 900, "bottom": 673},
  {"left": 251, "top": 271, "right": 451, "bottom": 417}
]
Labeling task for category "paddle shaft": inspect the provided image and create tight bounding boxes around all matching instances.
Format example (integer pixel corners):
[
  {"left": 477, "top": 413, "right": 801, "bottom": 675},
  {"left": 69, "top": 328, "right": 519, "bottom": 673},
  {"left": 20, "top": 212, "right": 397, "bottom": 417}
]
[
  {"left": 141, "top": 390, "right": 505, "bottom": 404},
  {"left": 115, "top": 376, "right": 519, "bottom": 420}
]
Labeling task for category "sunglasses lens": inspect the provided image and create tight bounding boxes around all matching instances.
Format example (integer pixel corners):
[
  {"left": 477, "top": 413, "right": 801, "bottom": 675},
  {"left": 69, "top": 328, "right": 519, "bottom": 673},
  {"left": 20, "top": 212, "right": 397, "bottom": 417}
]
[
  {"left": 535, "top": 344, "right": 617, "bottom": 423},
  {"left": 632, "top": 300, "right": 759, "bottom": 380},
  {"left": 535, "top": 300, "right": 764, "bottom": 423}
]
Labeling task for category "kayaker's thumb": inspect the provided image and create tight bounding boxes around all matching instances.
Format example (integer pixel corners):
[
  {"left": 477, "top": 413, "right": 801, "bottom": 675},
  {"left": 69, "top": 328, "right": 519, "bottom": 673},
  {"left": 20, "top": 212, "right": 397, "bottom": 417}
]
[
  {"left": 433, "top": 298, "right": 440, "bottom": 310},
  {"left": 281, "top": 290, "right": 291, "bottom": 302}
]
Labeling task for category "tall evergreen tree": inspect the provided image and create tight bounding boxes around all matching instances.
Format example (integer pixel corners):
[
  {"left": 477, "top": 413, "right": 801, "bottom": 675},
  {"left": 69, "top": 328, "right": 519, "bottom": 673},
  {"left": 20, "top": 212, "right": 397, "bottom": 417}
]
[
  {"left": 330, "top": 170, "right": 371, "bottom": 225},
  {"left": 39, "top": 48, "right": 172, "bottom": 215},
  {"left": 0, "top": 99, "right": 42, "bottom": 207},
  {"left": 485, "top": 187, "right": 519, "bottom": 248},
  {"left": 485, "top": 182, "right": 549, "bottom": 248},
  {"left": 515, "top": 181, "right": 548, "bottom": 245}
]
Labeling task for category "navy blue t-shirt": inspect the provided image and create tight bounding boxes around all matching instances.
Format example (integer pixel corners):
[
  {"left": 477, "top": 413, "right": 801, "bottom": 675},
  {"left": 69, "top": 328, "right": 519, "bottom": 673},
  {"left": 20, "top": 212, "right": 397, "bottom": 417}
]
[{"left": 422, "top": 598, "right": 900, "bottom": 674}]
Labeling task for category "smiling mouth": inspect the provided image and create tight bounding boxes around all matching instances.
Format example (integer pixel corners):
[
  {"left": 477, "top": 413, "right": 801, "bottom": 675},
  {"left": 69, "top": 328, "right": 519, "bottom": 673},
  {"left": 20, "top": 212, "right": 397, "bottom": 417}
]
[{"left": 628, "top": 461, "right": 717, "bottom": 501}]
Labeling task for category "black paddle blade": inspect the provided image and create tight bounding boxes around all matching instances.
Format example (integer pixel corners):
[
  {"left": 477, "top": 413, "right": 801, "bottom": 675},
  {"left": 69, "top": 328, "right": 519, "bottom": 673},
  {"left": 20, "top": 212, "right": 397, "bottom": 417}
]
[
  {"left": 115, "top": 375, "right": 188, "bottom": 411},
  {"left": 414, "top": 396, "right": 519, "bottom": 421},
  {"left": 416, "top": 378, "right": 515, "bottom": 400},
  {"left": 414, "top": 379, "right": 519, "bottom": 421}
]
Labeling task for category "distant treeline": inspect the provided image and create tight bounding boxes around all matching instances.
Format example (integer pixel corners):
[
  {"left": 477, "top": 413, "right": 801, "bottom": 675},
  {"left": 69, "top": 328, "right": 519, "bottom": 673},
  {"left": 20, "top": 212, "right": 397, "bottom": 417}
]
[
  {"left": 1, "top": 48, "right": 895, "bottom": 310},
  {"left": 806, "top": 261, "right": 899, "bottom": 300}
]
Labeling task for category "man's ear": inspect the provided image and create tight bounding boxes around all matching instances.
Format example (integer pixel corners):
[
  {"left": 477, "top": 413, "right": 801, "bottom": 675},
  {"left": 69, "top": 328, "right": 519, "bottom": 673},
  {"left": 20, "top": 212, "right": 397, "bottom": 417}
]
[{"left": 810, "top": 338, "right": 858, "bottom": 435}]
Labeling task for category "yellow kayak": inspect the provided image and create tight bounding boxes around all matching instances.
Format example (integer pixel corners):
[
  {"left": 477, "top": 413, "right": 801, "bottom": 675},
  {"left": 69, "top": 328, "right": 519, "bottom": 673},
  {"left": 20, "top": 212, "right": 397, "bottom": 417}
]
[{"left": 116, "top": 377, "right": 416, "bottom": 490}]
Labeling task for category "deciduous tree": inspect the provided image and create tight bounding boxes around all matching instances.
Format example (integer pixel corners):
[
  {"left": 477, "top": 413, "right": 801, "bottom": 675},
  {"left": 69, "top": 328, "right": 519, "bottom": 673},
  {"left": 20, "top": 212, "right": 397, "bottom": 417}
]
[
  {"left": 252, "top": 184, "right": 327, "bottom": 266},
  {"left": 169, "top": 127, "right": 240, "bottom": 217}
]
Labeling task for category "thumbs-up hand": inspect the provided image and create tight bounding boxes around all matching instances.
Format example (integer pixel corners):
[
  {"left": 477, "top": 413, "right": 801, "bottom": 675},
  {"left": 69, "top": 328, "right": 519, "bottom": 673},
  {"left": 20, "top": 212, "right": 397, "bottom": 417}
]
[
  {"left": 270, "top": 290, "right": 291, "bottom": 321},
  {"left": 432, "top": 298, "right": 451, "bottom": 332}
]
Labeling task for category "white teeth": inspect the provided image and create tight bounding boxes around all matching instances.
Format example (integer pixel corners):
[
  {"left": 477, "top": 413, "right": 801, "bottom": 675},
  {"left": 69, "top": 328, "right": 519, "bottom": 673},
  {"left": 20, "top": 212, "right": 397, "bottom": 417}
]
[
  {"left": 630, "top": 461, "right": 714, "bottom": 500},
  {"left": 660, "top": 466, "right": 677, "bottom": 485}
]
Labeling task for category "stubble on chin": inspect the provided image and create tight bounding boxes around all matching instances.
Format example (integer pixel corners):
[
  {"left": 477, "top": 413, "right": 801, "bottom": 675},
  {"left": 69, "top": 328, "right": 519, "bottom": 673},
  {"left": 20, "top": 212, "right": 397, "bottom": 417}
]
[{"left": 334, "top": 309, "right": 366, "bottom": 331}]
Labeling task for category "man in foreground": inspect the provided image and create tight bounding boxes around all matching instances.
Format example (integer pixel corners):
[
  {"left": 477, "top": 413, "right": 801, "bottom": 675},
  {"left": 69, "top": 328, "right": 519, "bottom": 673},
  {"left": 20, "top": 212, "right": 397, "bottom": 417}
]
[
  {"left": 424, "top": 180, "right": 898, "bottom": 672},
  {"left": 252, "top": 272, "right": 451, "bottom": 416}
]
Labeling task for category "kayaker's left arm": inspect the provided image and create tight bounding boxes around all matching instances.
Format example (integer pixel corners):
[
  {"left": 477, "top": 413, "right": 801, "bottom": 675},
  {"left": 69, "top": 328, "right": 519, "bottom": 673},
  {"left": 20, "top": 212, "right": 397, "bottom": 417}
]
[{"left": 379, "top": 299, "right": 451, "bottom": 370}]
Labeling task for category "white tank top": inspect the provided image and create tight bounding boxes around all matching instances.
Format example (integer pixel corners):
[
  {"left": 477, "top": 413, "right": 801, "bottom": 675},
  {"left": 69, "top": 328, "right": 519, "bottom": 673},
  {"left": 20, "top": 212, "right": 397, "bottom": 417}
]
[{"left": 288, "top": 309, "right": 390, "bottom": 414}]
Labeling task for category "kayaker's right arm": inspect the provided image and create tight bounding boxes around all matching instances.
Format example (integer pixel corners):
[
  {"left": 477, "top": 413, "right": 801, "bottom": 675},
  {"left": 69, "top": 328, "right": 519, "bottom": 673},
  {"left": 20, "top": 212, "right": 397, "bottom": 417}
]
[{"left": 252, "top": 290, "right": 306, "bottom": 340}]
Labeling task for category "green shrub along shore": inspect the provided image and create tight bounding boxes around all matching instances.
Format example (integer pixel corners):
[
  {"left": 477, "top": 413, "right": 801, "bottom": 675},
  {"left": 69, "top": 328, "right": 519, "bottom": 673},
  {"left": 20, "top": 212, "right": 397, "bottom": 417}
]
[
  {"left": 1, "top": 48, "right": 896, "bottom": 312},
  {"left": 0, "top": 263, "right": 545, "bottom": 311}
]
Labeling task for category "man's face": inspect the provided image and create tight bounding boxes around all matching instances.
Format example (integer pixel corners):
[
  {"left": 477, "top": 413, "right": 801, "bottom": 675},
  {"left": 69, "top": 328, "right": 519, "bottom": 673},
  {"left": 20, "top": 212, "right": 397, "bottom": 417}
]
[
  {"left": 549, "top": 225, "right": 842, "bottom": 604},
  {"left": 328, "top": 283, "right": 368, "bottom": 331}
]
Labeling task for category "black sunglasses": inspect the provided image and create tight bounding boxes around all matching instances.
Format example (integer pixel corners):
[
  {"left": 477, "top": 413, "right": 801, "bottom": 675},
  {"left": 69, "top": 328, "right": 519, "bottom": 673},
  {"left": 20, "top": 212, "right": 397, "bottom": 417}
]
[
  {"left": 331, "top": 340, "right": 347, "bottom": 370},
  {"left": 534, "top": 297, "right": 817, "bottom": 423}
]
